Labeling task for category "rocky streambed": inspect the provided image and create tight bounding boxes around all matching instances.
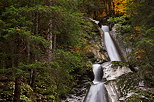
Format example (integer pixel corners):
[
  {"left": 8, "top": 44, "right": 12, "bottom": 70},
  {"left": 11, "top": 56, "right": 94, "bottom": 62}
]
[{"left": 61, "top": 76, "right": 91, "bottom": 102}]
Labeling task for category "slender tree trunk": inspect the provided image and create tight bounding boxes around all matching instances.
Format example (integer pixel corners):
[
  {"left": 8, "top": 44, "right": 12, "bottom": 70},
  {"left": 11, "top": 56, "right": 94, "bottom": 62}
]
[
  {"left": 30, "top": 68, "right": 36, "bottom": 88},
  {"left": 103, "top": 0, "right": 107, "bottom": 14},
  {"left": 108, "top": 0, "right": 112, "bottom": 15},
  {"left": 30, "top": 11, "right": 39, "bottom": 88},
  {"left": 13, "top": 76, "right": 21, "bottom": 102},
  {"left": 47, "top": 19, "right": 53, "bottom": 60},
  {"left": 13, "top": 40, "right": 21, "bottom": 102},
  {"left": 53, "top": 34, "right": 56, "bottom": 57},
  {"left": 27, "top": 40, "right": 32, "bottom": 85},
  {"left": 46, "top": 0, "right": 53, "bottom": 61}
]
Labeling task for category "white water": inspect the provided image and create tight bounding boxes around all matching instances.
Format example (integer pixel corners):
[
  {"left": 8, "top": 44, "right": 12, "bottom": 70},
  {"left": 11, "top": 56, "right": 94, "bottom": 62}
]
[
  {"left": 101, "top": 26, "right": 121, "bottom": 61},
  {"left": 84, "top": 64, "right": 108, "bottom": 102},
  {"left": 84, "top": 83, "right": 108, "bottom": 102},
  {"left": 92, "top": 64, "right": 103, "bottom": 84},
  {"left": 84, "top": 20, "right": 123, "bottom": 102},
  {"left": 89, "top": 18, "right": 99, "bottom": 24}
]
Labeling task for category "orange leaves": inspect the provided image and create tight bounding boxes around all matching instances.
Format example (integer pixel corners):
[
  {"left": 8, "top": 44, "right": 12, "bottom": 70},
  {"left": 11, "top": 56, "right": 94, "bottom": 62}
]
[
  {"left": 136, "top": 55, "right": 142, "bottom": 59},
  {"left": 134, "top": 49, "right": 145, "bottom": 59},
  {"left": 70, "top": 46, "right": 81, "bottom": 52},
  {"left": 102, "top": 12, "right": 107, "bottom": 17},
  {"left": 83, "top": 45, "right": 94, "bottom": 52}
]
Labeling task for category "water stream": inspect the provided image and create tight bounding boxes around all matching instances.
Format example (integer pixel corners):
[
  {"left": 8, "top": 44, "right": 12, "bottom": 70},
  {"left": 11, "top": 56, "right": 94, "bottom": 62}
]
[
  {"left": 63, "top": 20, "right": 123, "bottom": 102},
  {"left": 84, "top": 64, "right": 108, "bottom": 102},
  {"left": 84, "top": 24, "right": 122, "bottom": 102},
  {"left": 101, "top": 26, "right": 121, "bottom": 61}
]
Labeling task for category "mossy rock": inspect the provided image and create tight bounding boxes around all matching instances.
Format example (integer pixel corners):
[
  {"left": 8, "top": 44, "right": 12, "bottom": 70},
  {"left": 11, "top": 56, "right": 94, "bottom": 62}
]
[
  {"left": 123, "top": 89, "right": 154, "bottom": 102},
  {"left": 117, "top": 72, "right": 140, "bottom": 96}
]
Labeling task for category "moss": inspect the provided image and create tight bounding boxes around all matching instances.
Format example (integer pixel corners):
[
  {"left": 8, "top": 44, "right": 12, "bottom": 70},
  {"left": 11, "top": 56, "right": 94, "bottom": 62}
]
[
  {"left": 125, "top": 89, "right": 154, "bottom": 102},
  {"left": 111, "top": 61, "right": 129, "bottom": 68},
  {"left": 117, "top": 72, "right": 140, "bottom": 96}
]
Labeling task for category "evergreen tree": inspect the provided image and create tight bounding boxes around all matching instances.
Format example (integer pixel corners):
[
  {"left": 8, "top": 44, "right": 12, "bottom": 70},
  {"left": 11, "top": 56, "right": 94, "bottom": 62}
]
[{"left": 0, "top": 0, "right": 98, "bottom": 101}]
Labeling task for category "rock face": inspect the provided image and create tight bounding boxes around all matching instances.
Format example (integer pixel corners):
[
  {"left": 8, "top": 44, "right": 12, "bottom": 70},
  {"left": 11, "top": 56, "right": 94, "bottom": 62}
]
[
  {"left": 101, "top": 62, "right": 132, "bottom": 102},
  {"left": 110, "top": 25, "right": 129, "bottom": 62},
  {"left": 102, "top": 62, "right": 132, "bottom": 81}
]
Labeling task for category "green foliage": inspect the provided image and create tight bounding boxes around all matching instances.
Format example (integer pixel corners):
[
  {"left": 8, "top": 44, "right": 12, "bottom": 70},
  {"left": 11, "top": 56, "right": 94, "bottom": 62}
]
[
  {"left": 108, "top": 16, "right": 132, "bottom": 34},
  {"left": 55, "top": 49, "right": 86, "bottom": 72},
  {"left": 0, "top": 0, "right": 99, "bottom": 101},
  {"left": 109, "top": 2, "right": 154, "bottom": 101},
  {"left": 0, "top": 81, "right": 14, "bottom": 102},
  {"left": 108, "top": 17, "right": 126, "bottom": 24},
  {"left": 79, "top": 0, "right": 103, "bottom": 15},
  {"left": 126, "top": 0, "right": 154, "bottom": 29},
  {"left": 125, "top": 0, "right": 154, "bottom": 88}
]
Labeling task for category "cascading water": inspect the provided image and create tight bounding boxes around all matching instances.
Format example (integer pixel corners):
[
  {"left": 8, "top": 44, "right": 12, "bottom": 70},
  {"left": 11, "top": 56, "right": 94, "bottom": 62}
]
[
  {"left": 101, "top": 26, "right": 121, "bottom": 61},
  {"left": 84, "top": 19, "right": 123, "bottom": 102},
  {"left": 63, "top": 19, "right": 132, "bottom": 102},
  {"left": 84, "top": 64, "right": 108, "bottom": 102},
  {"left": 92, "top": 64, "right": 103, "bottom": 84}
]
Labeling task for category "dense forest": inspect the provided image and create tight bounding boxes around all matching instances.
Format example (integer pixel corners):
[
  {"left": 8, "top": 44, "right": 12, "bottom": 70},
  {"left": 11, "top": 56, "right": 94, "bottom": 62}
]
[{"left": 0, "top": 0, "right": 153, "bottom": 102}]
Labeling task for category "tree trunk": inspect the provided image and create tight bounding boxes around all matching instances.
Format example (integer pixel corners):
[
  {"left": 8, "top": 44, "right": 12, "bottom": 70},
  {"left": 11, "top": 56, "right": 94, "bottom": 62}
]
[
  {"left": 47, "top": 19, "right": 53, "bottom": 60},
  {"left": 30, "top": 68, "right": 36, "bottom": 88},
  {"left": 30, "top": 10, "right": 39, "bottom": 88},
  {"left": 53, "top": 34, "right": 56, "bottom": 57},
  {"left": 46, "top": 0, "right": 53, "bottom": 61},
  {"left": 13, "top": 76, "right": 21, "bottom": 102},
  {"left": 108, "top": 0, "right": 112, "bottom": 15},
  {"left": 13, "top": 40, "right": 21, "bottom": 102}
]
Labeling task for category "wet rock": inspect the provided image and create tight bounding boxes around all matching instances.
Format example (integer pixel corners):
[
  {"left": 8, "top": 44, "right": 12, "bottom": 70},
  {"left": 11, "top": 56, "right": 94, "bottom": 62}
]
[
  {"left": 102, "top": 62, "right": 132, "bottom": 81},
  {"left": 101, "top": 62, "right": 133, "bottom": 102}
]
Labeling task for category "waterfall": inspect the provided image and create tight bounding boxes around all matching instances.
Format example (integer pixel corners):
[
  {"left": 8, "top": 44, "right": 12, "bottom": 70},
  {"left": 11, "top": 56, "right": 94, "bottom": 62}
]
[
  {"left": 84, "top": 83, "right": 108, "bottom": 102},
  {"left": 101, "top": 26, "right": 121, "bottom": 61},
  {"left": 84, "top": 19, "right": 124, "bottom": 102},
  {"left": 92, "top": 64, "right": 103, "bottom": 84},
  {"left": 84, "top": 64, "right": 108, "bottom": 102}
]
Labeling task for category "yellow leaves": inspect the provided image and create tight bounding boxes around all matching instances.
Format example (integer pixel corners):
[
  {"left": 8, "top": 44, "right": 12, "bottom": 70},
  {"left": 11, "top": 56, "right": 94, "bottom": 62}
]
[
  {"left": 122, "top": 0, "right": 127, "bottom": 4},
  {"left": 134, "top": 49, "right": 145, "bottom": 59},
  {"left": 134, "top": 26, "right": 141, "bottom": 31},
  {"left": 112, "top": 0, "right": 127, "bottom": 15},
  {"left": 134, "top": 49, "right": 145, "bottom": 54},
  {"left": 16, "top": 28, "right": 21, "bottom": 31},
  {"left": 126, "top": 34, "right": 136, "bottom": 40},
  {"left": 134, "top": 26, "right": 142, "bottom": 36},
  {"left": 81, "top": 39, "right": 87, "bottom": 44}
]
